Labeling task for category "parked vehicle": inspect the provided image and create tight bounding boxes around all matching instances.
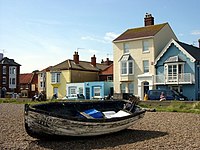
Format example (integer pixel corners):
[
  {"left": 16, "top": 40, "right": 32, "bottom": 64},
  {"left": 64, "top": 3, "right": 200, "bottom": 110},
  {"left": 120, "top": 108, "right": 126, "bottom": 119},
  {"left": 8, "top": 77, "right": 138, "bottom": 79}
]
[{"left": 147, "top": 90, "right": 188, "bottom": 101}]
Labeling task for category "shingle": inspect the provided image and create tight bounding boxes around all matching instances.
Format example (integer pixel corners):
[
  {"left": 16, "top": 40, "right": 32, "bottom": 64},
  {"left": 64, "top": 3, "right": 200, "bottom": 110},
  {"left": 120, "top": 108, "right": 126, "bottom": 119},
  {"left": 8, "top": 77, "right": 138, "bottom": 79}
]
[{"left": 113, "top": 23, "right": 168, "bottom": 42}]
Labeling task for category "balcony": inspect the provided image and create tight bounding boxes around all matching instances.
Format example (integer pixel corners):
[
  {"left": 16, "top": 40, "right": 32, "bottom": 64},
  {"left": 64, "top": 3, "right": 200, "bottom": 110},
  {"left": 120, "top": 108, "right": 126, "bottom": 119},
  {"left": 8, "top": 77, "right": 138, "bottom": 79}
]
[{"left": 154, "top": 73, "right": 195, "bottom": 85}]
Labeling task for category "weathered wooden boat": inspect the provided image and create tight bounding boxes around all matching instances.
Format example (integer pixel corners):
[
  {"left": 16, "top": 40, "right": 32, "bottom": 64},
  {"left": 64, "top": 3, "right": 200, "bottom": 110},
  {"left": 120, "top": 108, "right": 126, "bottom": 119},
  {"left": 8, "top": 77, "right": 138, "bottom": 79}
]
[{"left": 24, "top": 100, "right": 146, "bottom": 138}]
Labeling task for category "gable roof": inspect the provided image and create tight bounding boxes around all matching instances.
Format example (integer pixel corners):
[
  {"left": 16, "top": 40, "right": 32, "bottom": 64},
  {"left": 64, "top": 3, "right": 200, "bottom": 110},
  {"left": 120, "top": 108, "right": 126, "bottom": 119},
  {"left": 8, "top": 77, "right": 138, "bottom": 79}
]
[
  {"left": 176, "top": 41, "right": 200, "bottom": 61},
  {"left": 50, "top": 59, "right": 109, "bottom": 72},
  {"left": 100, "top": 64, "right": 113, "bottom": 75},
  {"left": 113, "top": 23, "right": 168, "bottom": 42},
  {"left": 0, "top": 57, "right": 21, "bottom": 66},
  {"left": 20, "top": 73, "right": 38, "bottom": 84},
  {"left": 155, "top": 39, "right": 200, "bottom": 65},
  {"left": 20, "top": 73, "right": 33, "bottom": 84}
]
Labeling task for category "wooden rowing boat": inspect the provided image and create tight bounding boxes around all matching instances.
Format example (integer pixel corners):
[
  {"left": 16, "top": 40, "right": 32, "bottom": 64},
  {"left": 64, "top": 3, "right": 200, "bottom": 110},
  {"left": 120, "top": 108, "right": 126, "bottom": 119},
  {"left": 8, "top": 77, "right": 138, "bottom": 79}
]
[{"left": 24, "top": 100, "right": 146, "bottom": 139}]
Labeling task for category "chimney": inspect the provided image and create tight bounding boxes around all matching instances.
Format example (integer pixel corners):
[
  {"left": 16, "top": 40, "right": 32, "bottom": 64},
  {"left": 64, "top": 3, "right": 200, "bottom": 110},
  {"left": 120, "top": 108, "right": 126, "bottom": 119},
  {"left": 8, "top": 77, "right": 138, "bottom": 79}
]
[
  {"left": 73, "top": 51, "right": 79, "bottom": 64},
  {"left": 91, "top": 55, "right": 96, "bottom": 67},
  {"left": 105, "top": 58, "right": 110, "bottom": 65},
  {"left": 144, "top": 13, "right": 154, "bottom": 26},
  {"left": 198, "top": 39, "right": 200, "bottom": 48}
]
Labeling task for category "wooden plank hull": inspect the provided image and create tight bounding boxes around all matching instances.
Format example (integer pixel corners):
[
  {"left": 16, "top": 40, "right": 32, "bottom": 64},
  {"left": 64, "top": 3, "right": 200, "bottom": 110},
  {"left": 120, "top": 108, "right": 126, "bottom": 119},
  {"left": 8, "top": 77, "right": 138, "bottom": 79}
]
[{"left": 24, "top": 100, "right": 146, "bottom": 138}]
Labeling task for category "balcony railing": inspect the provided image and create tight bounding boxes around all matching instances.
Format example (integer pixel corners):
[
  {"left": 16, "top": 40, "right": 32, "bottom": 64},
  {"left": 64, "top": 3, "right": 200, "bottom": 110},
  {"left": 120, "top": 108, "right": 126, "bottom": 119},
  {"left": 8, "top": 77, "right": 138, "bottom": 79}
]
[{"left": 154, "top": 73, "right": 195, "bottom": 85}]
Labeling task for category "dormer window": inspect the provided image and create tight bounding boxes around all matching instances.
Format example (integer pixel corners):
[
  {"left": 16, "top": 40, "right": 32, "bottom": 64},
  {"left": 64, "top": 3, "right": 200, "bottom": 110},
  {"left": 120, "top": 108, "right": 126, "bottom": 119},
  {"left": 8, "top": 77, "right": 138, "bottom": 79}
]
[{"left": 123, "top": 43, "right": 130, "bottom": 54}]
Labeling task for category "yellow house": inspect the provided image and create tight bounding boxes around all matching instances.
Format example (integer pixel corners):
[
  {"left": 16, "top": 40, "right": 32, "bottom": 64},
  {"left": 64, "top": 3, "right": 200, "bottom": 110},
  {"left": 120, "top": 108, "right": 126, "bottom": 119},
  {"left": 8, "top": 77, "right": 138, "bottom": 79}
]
[
  {"left": 113, "top": 13, "right": 178, "bottom": 100},
  {"left": 46, "top": 52, "right": 109, "bottom": 99}
]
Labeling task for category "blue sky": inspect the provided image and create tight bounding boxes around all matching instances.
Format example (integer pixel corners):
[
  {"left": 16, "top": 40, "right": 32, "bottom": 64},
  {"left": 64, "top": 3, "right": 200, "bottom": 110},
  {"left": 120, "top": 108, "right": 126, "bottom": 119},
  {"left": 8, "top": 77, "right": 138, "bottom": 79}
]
[{"left": 0, "top": 0, "right": 200, "bottom": 73}]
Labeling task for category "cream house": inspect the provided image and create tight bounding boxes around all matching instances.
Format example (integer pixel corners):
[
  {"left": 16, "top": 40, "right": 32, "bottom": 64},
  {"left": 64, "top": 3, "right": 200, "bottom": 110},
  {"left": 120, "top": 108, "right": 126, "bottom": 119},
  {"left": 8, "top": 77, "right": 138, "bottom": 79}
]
[{"left": 113, "top": 13, "right": 178, "bottom": 99}]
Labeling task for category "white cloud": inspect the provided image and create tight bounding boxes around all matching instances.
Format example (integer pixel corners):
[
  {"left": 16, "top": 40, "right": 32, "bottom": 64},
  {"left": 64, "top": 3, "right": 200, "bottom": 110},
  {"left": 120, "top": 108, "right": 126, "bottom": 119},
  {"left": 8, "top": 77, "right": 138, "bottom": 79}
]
[
  {"left": 191, "top": 30, "right": 200, "bottom": 35},
  {"left": 81, "top": 32, "right": 119, "bottom": 43},
  {"left": 104, "top": 32, "right": 119, "bottom": 41},
  {"left": 178, "top": 33, "right": 184, "bottom": 36}
]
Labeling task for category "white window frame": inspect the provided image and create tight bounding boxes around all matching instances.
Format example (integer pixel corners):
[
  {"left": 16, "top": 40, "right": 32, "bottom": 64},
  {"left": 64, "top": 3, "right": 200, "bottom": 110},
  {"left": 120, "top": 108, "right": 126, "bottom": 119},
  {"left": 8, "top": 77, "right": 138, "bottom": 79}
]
[
  {"left": 143, "top": 40, "right": 150, "bottom": 53},
  {"left": 3, "top": 66, "right": 6, "bottom": 74},
  {"left": 165, "top": 63, "right": 184, "bottom": 82},
  {"left": 143, "top": 60, "right": 149, "bottom": 73},
  {"left": 94, "top": 87, "right": 101, "bottom": 97},
  {"left": 128, "top": 82, "right": 134, "bottom": 94},
  {"left": 121, "top": 60, "right": 134, "bottom": 75},
  {"left": 51, "top": 72, "right": 60, "bottom": 83},
  {"left": 120, "top": 83, "right": 126, "bottom": 93},
  {"left": 123, "top": 43, "right": 130, "bottom": 54},
  {"left": 68, "top": 86, "right": 77, "bottom": 97},
  {"left": 2, "top": 76, "right": 6, "bottom": 84}
]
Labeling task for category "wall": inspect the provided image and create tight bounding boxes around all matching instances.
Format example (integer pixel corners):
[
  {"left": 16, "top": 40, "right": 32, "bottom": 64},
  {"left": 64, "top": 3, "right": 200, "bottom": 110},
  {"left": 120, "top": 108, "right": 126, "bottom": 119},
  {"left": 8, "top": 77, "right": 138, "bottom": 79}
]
[{"left": 46, "top": 70, "right": 70, "bottom": 99}]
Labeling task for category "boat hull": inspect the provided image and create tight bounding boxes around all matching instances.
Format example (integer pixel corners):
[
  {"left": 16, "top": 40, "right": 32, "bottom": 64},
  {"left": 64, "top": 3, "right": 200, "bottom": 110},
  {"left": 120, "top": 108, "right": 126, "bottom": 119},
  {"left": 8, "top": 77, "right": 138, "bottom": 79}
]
[{"left": 24, "top": 100, "right": 146, "bottom": 138}]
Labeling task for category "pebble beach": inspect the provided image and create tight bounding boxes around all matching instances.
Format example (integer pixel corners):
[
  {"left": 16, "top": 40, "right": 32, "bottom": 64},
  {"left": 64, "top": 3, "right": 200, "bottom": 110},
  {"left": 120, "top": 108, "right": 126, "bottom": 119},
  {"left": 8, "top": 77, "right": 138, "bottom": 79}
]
[{"left": 0, "top": 103, "right": 200, "bottom": 150}]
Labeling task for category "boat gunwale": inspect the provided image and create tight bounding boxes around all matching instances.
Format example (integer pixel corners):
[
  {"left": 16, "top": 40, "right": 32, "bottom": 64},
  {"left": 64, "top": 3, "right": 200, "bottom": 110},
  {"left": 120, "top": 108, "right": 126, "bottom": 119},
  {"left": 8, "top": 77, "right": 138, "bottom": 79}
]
[{"left": 25, "top": 100, "right": 146, "bottom": 123}]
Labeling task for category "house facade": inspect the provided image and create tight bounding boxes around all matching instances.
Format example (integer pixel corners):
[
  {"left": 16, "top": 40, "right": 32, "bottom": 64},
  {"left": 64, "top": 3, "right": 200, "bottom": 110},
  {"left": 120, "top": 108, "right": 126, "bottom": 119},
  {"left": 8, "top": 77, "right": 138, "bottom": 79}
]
[
  {"left": 46, "top": 52, "right": 111, "bottom": 99},
  {"left": 37, "top": 66, "right": 52, "bottom": 94},
  {"left": 0, "top": 54, "right": 21, "bottom": 97},
  {"left": 19, "top": 71, "right": 38, "bottom": 98},
  {"left": 113, "top": 13, "right": 177, "bottom": 99},
  {"left": 66, "top": 81, "right": 113, "bottom": 100},
  {"left": 154, "top": 39, "right": 200, "bottom": 100}
]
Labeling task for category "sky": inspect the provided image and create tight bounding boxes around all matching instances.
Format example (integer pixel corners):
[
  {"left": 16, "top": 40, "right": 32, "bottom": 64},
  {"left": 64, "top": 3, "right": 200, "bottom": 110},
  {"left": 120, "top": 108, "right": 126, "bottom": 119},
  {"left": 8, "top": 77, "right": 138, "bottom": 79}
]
[{"left": 0, "top": 0, "right": 200, "bottom": 73}]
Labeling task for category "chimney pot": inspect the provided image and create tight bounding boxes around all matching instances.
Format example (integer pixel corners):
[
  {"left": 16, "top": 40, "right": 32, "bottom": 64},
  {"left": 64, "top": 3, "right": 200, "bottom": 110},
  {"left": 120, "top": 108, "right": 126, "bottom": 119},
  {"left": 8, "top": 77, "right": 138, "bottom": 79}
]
[
  {"left": 144, "top": 13, "right": 154, "bottom": 26},
  {"left": 91, "top": 55, "right": 96, "bottom": 67},
  {"left": 73, "top": 51, "right": 79, "bottom": 64}
]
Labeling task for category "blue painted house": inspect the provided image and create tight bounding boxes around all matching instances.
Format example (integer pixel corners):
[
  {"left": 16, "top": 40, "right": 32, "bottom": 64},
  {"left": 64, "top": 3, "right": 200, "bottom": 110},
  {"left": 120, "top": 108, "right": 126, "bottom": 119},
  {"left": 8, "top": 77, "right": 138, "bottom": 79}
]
[
  {"left": 84, "top": 81, "right": 113, "bottom": 100},
  {"left": 154, "top": 39, "right": 200, "bottom": 100},
  {"left": 66, "top": 81, "right": 113, "bottom": 100}
]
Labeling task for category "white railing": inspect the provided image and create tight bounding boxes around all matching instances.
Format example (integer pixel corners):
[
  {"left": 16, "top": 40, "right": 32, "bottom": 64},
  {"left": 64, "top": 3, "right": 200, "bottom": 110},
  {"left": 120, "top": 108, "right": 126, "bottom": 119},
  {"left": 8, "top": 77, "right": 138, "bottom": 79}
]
[{"left": 154, "top": 73, "right": 195, "bottom": 85}]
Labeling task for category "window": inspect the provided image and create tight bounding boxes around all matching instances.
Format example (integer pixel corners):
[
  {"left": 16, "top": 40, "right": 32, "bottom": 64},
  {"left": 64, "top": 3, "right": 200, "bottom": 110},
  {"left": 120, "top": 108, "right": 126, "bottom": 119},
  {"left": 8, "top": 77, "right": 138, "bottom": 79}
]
[
  {"left": 143, "top": 40, "right": 150, "bottom": 52},
  {"left": 79, "top": 87, "right": 83, "bottom": 94},
  {"left": 128, "top": 82, "right": 134, "bottom": 94},
  {"left": 143, "top": 60, "right": 149, "bottom": 73},
  {"left": 123, "top": 43, "right": 129, "bottom": 53},
  {"left": 107, "top": 76, "right": 113, "bottom": 81},
  {"left": 9, "top": 78, "right": 15, "bottom": 85},
  {"left": 94, "top": 87, "right": 101, "bottom": 97},
  {"left": 2, "top": 76, "right": 6, "bottom": 84},
  {"left": 121, "top": 60, "right": 134, "bottom": 75},
  {"left": 3, "top": 66, "right": 6, "bottom": 74},
  {"left": 51, "top": 72, "right": 60, "bottom": 83},
  {"left": 120, "top": 83, "right": 126, "bottom": 93},
  {"left": 69, "top": 87, "right": 76, "bottom": 97},
  {"left": 121, "top": 61, "right": 127, "bottom": 74},
  {"left": 40, "top": 82, "right": 43, "bottom": 88},
  {"left": 9, "top": 67, "right": 16, "bottom": 75},
  {"left": 165, "top": 63, "right": 184, "bottom": 82}
]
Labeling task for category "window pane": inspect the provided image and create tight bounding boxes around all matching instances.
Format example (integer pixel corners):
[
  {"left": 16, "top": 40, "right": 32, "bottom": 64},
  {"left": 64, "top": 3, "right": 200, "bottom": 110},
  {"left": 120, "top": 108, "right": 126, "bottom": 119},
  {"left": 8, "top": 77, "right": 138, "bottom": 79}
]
[
  {"left": 143, "top": 41, "right": 149, "bottom": 52},
  {"left": 129, "top": 61, "right": 133, "bottom": 74},
  {"left": 123, "top": 43, "right": 129, "bottom": 53},
  {"left": 128, "top": 82, "right": 134, "bottom": 94},
  {"left": 121, "top": 61, "right": 127, "bottom": 74},
  {"left": 143, "top": 60, "right": 149, "bottom": 73},
  {"left": 120, "top": 83, "right": 126, "bottom": 93},
  {"left": 3, "top": 66, "right": 6, "bottom": 74},
  {"left": 94, "top": 87, "right": 100, "bottom": 96}
]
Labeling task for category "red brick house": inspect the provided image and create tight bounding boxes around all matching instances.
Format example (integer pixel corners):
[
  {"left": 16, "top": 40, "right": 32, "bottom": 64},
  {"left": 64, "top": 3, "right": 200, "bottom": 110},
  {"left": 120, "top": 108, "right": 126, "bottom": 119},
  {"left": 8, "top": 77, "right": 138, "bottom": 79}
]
[
  {"left": 19, "top": 71, "right": 38, "bottom": 98},
  {"left": 99, "top": 63, "right": 113, "bottom": 81},
  {"left": 0, "top": 54, "right": 21, "bottom": 98}
]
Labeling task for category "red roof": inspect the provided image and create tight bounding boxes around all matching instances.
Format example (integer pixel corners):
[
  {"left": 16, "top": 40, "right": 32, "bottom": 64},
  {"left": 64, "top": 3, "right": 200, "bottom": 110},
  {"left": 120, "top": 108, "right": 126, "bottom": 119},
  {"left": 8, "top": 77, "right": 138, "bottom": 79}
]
[
  {"left": 20, "top": 73, "right": 38, "bottom": 84},
  {"left": 100, "top": 64, "right": 113, "bottom": 75}
]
